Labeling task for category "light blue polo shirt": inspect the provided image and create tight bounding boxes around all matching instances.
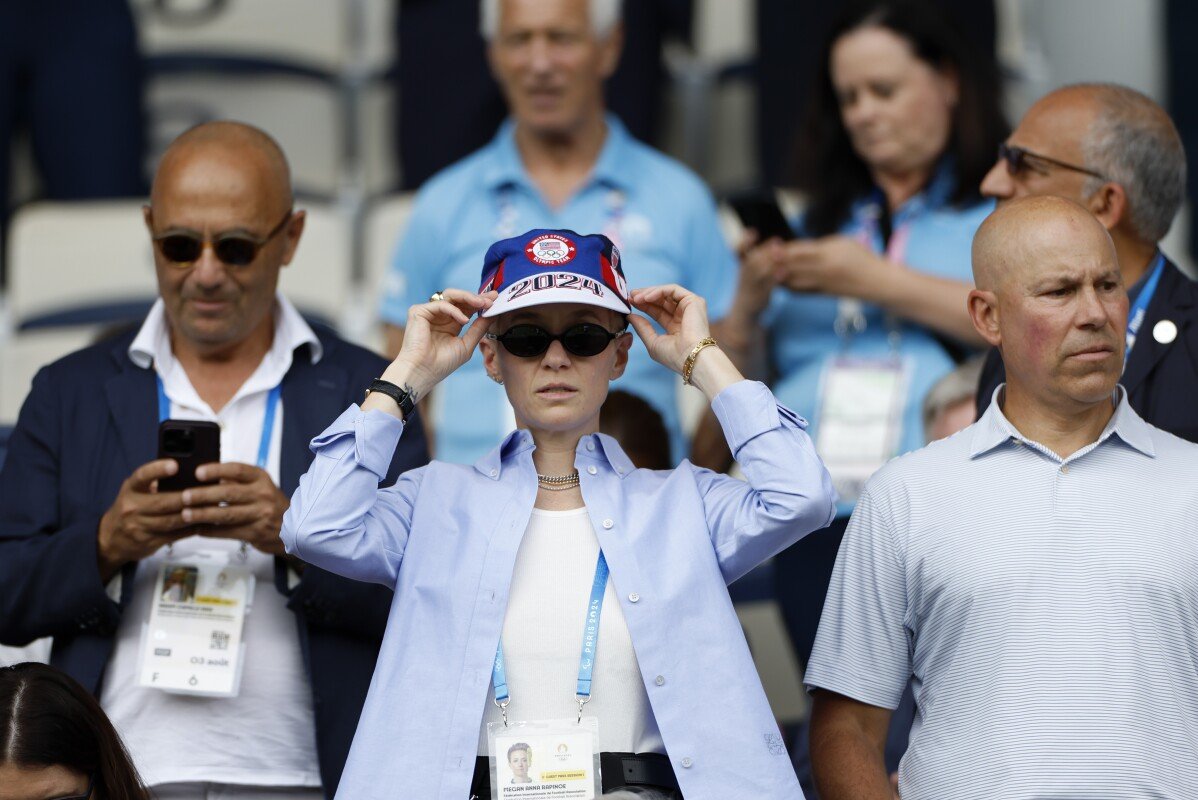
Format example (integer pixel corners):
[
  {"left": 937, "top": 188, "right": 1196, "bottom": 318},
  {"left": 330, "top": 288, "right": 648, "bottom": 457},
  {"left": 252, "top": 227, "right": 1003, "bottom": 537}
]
[
  {"left": 380, "top": 116, "right": 736, "bottom": 464},
  {"left": 764, "top": 164, "right": 992, "bottom": 516}
]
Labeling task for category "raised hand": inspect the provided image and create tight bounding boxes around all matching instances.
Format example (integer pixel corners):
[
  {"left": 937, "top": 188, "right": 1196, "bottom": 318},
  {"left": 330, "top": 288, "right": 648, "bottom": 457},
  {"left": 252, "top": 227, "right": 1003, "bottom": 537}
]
[
  {"left": 380, "top": 289, "right": 496, "bottom": 405},
  {"left": 627, "top": 284, "right": 713, "bottom": 374}
]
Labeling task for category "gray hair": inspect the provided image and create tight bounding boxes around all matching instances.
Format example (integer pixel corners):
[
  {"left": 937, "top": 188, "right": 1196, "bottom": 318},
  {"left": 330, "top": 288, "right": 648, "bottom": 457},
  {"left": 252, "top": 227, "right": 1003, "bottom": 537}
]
[
  {"left": 922, "top": 355, "right": 985, "bottom": 441},
  {"left": 480, "top": 0, "right": 622, "bottom": 40},
  {"left": 1074, "top": 83, "right": 1186, "bottom": 244}
]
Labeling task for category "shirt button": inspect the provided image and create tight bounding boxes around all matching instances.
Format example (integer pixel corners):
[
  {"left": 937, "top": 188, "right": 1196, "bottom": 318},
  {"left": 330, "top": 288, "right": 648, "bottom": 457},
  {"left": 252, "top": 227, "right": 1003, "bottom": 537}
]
[
  {"left": 1060, "top": 465, "right": 1069, "bottom": 474},
  {"left": 602, "top": 519, "right": 614, "bottom": 529},
  {"left": 587, "top": 466, "right": 598, "bottom": 475},
  {"left": 586, "top": 441, "right": 596, "bottom": 452},
  {"left": 489, "top": 469, "right": 498, "bottom": 478},
  {"left": 655, "top": 675, "right": 665, "bottom": 686},
  {"left": 628, "top": 592, "right": 640, "bottom": 603},
  {"left": 681, "top": 757, "right": 692, "bottom": 768}
]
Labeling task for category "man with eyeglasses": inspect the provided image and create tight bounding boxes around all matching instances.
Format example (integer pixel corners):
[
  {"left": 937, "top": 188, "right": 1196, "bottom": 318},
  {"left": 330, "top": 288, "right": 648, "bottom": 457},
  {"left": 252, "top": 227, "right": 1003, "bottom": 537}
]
[
  {"left": 977, "top": 82, "right": 1198, "bottom": 442},
  {"left": 0, "top": 121, "right": 428, "bottom": 799}
]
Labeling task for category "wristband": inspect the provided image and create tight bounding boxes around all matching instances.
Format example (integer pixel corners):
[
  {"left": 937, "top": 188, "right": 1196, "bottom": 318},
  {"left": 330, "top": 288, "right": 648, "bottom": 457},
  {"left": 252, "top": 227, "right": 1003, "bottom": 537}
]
[{"left": 364, "top": 378, "right": 416, "bottom": 420}]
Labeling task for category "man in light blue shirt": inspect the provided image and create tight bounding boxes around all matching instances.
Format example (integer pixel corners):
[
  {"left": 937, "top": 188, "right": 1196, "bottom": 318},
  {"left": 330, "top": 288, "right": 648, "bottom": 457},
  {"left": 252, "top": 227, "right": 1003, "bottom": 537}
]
[
  {"left": 806, "top": 196, "right": 1198, "bottom": 799},
  {"left": 379, "top": 0, "right": 736, "bottom": 464}
]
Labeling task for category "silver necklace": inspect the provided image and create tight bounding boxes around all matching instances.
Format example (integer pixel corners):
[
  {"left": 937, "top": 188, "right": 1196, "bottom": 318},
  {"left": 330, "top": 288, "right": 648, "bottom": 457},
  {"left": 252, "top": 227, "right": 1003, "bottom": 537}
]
[{"left": 537, "top": 471, "right": 580, "bottom": 491}]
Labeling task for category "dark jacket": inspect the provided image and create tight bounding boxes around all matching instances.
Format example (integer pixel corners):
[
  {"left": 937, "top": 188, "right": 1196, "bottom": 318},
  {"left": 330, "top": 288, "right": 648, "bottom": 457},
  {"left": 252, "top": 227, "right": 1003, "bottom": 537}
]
[
  {"left": 978, "top": 255, "right": 1198, "bottom": 443},
  {"left": 0, "top": 326, "right": 428, "bottom": 797}
]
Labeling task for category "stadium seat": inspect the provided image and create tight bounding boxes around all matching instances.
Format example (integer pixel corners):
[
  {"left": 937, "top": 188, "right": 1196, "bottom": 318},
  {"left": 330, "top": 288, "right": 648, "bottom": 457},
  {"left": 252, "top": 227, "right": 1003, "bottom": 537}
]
[
  {"left": 0, "top": 328, "right": 99, "bottom": 424},
  {"left": 6, "top": 201, "right": 158, "bottom": 332}
]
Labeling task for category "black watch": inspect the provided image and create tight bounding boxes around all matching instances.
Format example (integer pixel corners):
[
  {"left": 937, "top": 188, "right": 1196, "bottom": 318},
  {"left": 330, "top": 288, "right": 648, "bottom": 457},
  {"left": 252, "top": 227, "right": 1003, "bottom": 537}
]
[{"left": 364, "top": 378, "right": 416, "bottom": 420}]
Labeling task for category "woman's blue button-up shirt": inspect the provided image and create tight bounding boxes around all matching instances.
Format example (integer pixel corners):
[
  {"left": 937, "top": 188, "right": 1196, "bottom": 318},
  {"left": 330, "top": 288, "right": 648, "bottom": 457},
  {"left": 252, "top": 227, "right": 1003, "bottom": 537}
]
[{"left": 282, "top": 380, "right": 835, "bottom": 799}]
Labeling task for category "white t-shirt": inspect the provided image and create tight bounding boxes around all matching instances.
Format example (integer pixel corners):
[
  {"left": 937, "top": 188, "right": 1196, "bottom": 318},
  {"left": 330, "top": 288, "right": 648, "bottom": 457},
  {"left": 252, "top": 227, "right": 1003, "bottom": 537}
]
[
  {"left": 478, "top": 507, "right": 664, "bottom": 756},
  {"left": 99, "top": 297, "right": 322, "bottom": 789}
]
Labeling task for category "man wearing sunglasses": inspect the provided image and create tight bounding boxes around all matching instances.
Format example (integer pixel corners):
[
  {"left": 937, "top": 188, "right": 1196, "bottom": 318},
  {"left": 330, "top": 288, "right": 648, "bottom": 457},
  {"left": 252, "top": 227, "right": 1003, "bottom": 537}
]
[
  {"left": 977, "top": 83, "right": 1198, "bottom": 443},
  {"left": 378, "top": 0, "right": 737, "bottom": 468},
  {"left": 0, "top": 122, "right": 428, "bottom": 799}
]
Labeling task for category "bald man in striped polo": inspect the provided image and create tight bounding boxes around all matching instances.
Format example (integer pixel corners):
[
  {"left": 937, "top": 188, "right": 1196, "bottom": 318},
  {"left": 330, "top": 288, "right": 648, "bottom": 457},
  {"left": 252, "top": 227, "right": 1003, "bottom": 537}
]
[{"left": 804, "top": 196, "right": 1198, "bottom": 800}]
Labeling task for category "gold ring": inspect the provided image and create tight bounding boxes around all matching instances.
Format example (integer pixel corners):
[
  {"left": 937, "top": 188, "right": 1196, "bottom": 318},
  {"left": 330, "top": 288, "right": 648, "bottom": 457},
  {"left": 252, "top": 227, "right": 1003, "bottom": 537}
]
[{"left": 429, "top": 291, "right": 447, "bottom": 303}]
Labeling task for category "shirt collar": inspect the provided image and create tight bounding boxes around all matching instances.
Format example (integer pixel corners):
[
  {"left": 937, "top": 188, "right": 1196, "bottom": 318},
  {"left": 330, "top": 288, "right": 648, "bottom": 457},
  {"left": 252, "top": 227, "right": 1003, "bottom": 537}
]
[
  {"left": 472, "top": 428, "right": 637, "bottom": 480},
  {"left": 482, "top": 114, "right": 633, "bottom": 193},
  {"left": 128, "top": 292, "right": 322, "bottom": 372},
  {"left": 970, "top": 384, "right": 1155, "bottom": 459},
  {"left": 856, "top": 155, "right": 958, "bottom": 224}
]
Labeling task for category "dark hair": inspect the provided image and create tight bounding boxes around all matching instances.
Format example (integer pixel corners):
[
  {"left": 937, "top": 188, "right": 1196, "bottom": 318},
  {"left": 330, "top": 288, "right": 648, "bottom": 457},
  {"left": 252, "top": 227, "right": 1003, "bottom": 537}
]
[
  {"left": 793, "top": 0, "right": 1007, "bottom": 235},
  {"left": 0, "top": 663, "right": 150, "bottom": 800},
  {"left": 599, "top": 390, "right": 671, "bottom": 470}
]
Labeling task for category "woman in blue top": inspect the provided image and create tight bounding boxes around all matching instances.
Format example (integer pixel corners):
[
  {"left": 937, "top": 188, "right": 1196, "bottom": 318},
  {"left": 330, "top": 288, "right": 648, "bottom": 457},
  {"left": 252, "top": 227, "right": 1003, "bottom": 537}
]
[
  {"left": 698, "top": 0, "right": 1006, "bottom": 669},
  {"left": 281, "top": 229, "right": 835, "bottom": 799}
]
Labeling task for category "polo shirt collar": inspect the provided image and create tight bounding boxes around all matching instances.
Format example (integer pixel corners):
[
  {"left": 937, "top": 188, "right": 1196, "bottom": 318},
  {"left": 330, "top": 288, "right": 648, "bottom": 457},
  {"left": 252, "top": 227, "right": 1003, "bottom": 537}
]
[
  {"left": 481, "top": 114, "right": 633, "bottom": 193},
  {"left": 970, "top": 384, "right": 1155, "bottom": 458}
]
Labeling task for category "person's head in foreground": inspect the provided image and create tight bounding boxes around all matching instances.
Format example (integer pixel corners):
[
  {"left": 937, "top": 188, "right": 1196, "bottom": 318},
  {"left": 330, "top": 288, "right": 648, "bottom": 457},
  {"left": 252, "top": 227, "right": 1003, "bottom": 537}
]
[
  {"left": 478, "top": 230, "right": 633, "bottom": 442},
  {"left": 144, "top": 120, "right": 305, "bottom": 359},
  {"left": 968, "top": 195, "right": 1129, "bottom": 420},
  {"left": 0, "top": 663, "right": 149, "bottom": 800},
  {"left": 386, "top": 227, "right": 716, "bottom": 451},
  {"left": 981, "top": 83, "right": 1185, "bottom": 255},
  {"left": 795, "top": 0, "right": 1005, "bottom": 233},
  {"left": 506, "top": 742, "right": 533, "bottom": 783}
]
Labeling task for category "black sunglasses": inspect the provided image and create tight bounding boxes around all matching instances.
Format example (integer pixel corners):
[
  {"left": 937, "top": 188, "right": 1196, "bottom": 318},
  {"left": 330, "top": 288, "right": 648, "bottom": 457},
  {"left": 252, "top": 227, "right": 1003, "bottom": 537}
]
[
  {"left": 997, "top": 143, "right": 1108, "bottom": 181},
  {"left": 50, "top": 772, "right": 94, "bottom": 800},
  {"left": 486, "top": 323, "right": 624, "bottom": 358},
  {"left": 153, "top": 210, "right": 293, "bottom": 267}
]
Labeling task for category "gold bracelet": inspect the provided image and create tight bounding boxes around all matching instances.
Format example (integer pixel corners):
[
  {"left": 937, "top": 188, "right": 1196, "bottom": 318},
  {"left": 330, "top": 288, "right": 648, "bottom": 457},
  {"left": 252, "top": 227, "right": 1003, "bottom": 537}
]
[{"left": 682, "top": 337, "right": 718, "bottom": 386}]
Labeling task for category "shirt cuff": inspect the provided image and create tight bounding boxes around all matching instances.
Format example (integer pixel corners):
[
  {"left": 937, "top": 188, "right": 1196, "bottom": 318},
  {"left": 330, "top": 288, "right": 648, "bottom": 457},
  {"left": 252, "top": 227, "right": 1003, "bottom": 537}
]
[
  {"left": 105, "top": 573, "right": 123, "bottom": 604},
  {"left": 711, "top": 380, "right": 808, "bottom": 453},
  {"left": 309, "top": 404, "right": 406, "bottom": 480}
]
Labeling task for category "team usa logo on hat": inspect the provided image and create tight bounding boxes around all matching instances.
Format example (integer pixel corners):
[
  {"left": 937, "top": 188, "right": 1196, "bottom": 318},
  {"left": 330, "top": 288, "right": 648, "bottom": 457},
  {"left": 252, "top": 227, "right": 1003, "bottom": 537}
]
[
  {"left": 525, "top": 234, "right": 577, "bottom": 265},
  {"left": 480, "top": 228, "right": 632, "bottom": 319}
]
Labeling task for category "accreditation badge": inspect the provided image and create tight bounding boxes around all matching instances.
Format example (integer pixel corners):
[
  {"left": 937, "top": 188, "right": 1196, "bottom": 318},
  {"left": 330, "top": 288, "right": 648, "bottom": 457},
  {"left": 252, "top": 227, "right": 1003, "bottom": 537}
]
[
  {"left": 137, "top": 550, "right": 253, "bottom": 697},
  {"left": 816, "top": 356, "right": 908, "bottom": 504},
  {"left": 487, "top": 717, "right": 601, "bottom": 800}
]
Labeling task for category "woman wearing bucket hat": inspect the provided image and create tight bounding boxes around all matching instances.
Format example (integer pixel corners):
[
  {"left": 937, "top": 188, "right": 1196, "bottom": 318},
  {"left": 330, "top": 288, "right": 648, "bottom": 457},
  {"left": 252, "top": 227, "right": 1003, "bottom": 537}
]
[{"left": 281, "top": 228, "right": 835, "bottom": 799}]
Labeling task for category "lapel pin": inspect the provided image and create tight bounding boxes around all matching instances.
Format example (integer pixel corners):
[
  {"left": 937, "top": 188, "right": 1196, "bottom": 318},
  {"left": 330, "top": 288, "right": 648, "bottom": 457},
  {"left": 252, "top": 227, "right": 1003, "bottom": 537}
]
[{"left": 1153, "top": 319, "right": 1178, "bottom": 345}]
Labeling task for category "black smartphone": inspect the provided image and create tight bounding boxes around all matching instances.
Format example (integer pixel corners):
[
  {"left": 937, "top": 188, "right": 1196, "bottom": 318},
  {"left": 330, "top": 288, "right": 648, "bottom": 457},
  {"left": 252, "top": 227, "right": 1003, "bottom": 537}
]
[
  {"left": 157, "top": 420, "right": 221, "bottom": 493},
  {"left": 728, "top": 193, "right": 795, "bottom": 242}
]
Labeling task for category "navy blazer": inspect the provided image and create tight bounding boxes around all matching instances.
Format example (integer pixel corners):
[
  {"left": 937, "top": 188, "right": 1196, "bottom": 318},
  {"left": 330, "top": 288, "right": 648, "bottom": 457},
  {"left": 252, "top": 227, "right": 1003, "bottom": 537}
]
[
  {"left": 0, "top": 325, "right": 428, "bottom": 797},
  {"left": 977, "top": 255, "right": 1198, "bottom": 443}
]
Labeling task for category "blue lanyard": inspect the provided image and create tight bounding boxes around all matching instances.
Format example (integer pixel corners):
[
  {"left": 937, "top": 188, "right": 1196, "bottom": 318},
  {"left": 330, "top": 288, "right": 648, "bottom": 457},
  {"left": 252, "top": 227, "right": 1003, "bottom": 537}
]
[
  {"left": 492, "top": 551, "right": 610, "bottom": 725},
  {"left": 1125, "top": 253, "right": 1166, "bottom": 362},
  {"left": 157, "top": 377, "right": 282, "bottom": 471}
]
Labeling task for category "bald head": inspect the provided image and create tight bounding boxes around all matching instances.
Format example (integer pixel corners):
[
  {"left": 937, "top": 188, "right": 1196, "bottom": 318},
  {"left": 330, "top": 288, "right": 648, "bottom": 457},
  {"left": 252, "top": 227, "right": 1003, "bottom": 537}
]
[
  {"left": 972, "top": 195, "right": 1116, "bottom": 292},
  {"left": 151, "top": 121, "right": 292, "bottom": 215}
]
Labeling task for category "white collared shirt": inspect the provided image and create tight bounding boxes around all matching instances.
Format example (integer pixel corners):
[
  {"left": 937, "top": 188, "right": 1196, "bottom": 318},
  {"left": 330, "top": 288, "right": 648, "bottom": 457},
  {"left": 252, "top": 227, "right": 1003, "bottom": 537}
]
[{"left": 100, "top": 294, "right": 325, "bottom": 789}]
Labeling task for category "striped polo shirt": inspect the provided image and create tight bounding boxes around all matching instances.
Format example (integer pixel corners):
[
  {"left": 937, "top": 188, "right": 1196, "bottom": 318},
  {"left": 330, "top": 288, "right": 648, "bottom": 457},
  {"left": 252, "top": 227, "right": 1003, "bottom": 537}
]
[{"left": 806, "top": 387, "right": 1198, "bottom": 799}]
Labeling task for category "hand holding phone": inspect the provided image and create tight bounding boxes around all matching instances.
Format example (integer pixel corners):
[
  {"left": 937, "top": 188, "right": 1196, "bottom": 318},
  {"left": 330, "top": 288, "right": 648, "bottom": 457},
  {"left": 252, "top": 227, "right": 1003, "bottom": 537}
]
[
  {"left": 157, "top": 420, "right": 221, "bottom": 492},
  {"left": 728, "top": 193, "right": 795, "bottom": 242}
]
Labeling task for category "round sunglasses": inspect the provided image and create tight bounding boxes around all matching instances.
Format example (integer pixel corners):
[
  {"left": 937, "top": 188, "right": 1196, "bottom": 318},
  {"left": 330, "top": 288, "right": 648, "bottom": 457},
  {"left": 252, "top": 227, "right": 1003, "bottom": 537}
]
[
  {"left": 486, "top": 323, "right": 624, "bottom": 358},
  {"left": 152, "top": 210, "right": 293, "bottom": 267}
]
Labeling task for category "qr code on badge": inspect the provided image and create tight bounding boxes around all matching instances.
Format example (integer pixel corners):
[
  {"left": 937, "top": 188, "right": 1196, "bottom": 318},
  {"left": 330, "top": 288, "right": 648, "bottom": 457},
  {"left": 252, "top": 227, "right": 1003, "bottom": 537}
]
[{"left": 210, "top": 630, "right": 230, "bottom": 651}]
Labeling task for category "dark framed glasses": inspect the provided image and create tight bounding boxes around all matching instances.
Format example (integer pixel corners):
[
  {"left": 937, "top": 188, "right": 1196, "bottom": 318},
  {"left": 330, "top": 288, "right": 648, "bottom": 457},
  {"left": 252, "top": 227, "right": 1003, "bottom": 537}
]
[
  {"left": 50, "top": 772, "right": 95, "bottom": 800},
  {"left": 153, "top": 209, "right": 293, "bottom": 267},
  {"left": 997, "top": 142, "right": 1108, "bottom": 181},
  {"left": 486, "top": 323, "right": 624, "bottom": 358}
]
